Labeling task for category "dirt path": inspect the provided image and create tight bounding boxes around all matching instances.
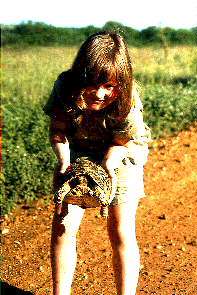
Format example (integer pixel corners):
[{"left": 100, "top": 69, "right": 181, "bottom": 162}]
[{"left": 1, "top": 123, "right": 197, "bottom": 295}]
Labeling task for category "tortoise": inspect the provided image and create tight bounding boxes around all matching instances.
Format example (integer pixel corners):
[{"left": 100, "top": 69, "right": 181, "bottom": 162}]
[{"left": 54, "top": 157, "right": 113, "bottom": 217}]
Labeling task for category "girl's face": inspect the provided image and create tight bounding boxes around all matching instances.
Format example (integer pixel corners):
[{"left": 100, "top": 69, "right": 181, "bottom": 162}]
[{"left": 82, "top": 81, "right": 118, "bottom": 111}]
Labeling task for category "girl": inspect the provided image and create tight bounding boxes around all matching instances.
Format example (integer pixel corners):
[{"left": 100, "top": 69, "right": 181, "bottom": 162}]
[{"left": 44, "top": 31, "right": 151, "bottom": 295}]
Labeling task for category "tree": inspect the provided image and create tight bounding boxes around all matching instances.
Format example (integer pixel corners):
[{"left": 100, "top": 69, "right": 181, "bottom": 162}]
[
  {"left": 140, "top": 26, "right": 161, "bottom": 44},
  {"left": 102, "top": 21, "right": 125, "bottom": 33}
]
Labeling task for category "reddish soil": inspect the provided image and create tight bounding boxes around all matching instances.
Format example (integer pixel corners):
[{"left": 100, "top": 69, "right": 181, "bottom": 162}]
[{"left": 1, "top": 123, "right": 197, "bottom": 295}]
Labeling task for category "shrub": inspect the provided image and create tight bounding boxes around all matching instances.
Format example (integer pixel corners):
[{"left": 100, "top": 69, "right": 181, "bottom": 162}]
[
  {"left": 142, "top": 82, "right": 197, "bottom": 138},
  {"left": 1, "top": 99, "right": 56, "bottom": 214}
]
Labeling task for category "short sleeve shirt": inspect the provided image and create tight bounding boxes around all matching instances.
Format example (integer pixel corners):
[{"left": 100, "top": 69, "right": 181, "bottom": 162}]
[{"left": 44, "top": 71, "right": 151, "bottom": 157}]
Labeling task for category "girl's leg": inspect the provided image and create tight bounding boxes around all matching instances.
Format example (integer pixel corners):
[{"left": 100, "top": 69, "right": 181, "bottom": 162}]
[
  {"left": 51, "top": 203, "right": 85, "bottom": 295},
  {"left": 107, "top": 200, "right": 140, "bottom": 295}
]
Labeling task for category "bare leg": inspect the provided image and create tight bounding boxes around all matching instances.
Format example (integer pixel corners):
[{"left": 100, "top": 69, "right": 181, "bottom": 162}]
[
  {"left": 51, "top": 203, "right": 85, "bottom": 295},
  {"left": 107, "top": 201, "right": 140, "bottom": 295}
]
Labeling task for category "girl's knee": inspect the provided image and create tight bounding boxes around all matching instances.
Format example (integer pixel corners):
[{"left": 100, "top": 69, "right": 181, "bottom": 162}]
[
  {"left": 52, "top": 216, "right": 79, "bottom": 239},
  {"left": 51, "top": 204, "right": 85, "bottom": 240},
  {"left": 108, "top": 225, "right": 137, "bottom": 250}
]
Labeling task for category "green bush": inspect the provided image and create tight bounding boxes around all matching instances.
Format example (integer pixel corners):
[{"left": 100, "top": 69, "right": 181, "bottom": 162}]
[
  {"left": 142, "top": 81, "right": 197, "bottom": 138},
  {"left": 1, "top": 99, "right": 56, "bottom": 214}
]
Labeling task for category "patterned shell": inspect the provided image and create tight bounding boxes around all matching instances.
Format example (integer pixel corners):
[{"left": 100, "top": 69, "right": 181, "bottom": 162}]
[{"left": 54, "top": 157, "right": 113, "bottom": 210}]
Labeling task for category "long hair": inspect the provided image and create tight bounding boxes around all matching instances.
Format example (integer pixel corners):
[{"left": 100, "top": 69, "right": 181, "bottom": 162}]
[{"left": 71, "top": 31, "right": 133, "bottom": 120}]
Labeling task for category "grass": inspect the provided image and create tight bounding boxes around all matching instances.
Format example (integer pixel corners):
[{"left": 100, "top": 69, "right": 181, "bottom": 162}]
[
  {"left": 1, "top": 45, "right": 197, "bottom": 214},
  {"left": 2, "top": 45, "right": 197, "bottom": 103},
  {"left": 1, "top": 46, "right": 77, "bottom": 103},
  {"left": 130, "top": 46, "right": 197, "bottom": 84}
]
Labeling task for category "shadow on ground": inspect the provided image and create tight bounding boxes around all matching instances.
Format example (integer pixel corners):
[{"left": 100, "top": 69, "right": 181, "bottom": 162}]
[{"left": 1, "top": 282, "right": 33, "bottom": 295}]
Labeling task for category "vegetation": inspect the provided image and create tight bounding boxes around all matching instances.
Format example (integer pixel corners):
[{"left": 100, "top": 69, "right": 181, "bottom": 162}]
[
  {"left": 1, "top": 45, "right": 197, "bottom": 214},
  {"left": 1, "top": 21, "right": 197, "bottom": 47}
]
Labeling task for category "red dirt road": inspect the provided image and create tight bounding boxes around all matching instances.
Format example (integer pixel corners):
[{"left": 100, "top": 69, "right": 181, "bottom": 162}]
[{"left": 1, "top": 123, "right": 197, "bottom": 295}]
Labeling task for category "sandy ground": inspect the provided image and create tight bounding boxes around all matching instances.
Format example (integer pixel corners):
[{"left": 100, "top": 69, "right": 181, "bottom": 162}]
[{"left": 1, "top": 123, "right": 197, "bottom": 295}]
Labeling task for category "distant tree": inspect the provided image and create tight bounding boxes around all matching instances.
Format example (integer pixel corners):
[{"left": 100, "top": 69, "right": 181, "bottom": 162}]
[
  {"left": 102, "top": 21, "right": 125, "bottom": 33},
  {"left": 191, "top": 27, "right": 197, "bottom": 44},
  {"left": 122, "top": 26, "right": 140, "bottom": 46},
  {"left": 1, "top": 21, "right": 197, "bottom": 47},
  {"left": 171, "top": 29, "right": 196, "bottom": 44},
  {"left": 140, "top": 26, "right": 161, "bottom": 44},
  {"left": 79, "top": 25, "right": 100, "bottom": 39}
]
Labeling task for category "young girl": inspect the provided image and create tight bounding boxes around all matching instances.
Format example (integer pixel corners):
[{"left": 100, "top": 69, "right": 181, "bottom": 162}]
[{"left": 44, "top": 31, "right": 151, "bottom": 295}]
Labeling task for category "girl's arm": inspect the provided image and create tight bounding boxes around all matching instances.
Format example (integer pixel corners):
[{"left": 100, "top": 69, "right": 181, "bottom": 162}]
[
  {"left": 103, "top": 93, "right": 151, "bottom": 175},
  {"left": 102, "top": 145, "right": 128, "bottom": 177},
  {"left": 49, "top": 117, "right": 70, "bottom": 174},
  {"left": 44, "top": 72, "right": 72, "bottom": 174}
]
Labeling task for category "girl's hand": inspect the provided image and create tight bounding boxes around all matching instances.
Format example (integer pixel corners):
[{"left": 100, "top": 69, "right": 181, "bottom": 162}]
[
  {"left": 102, "top": 145, "right": 128, "bottom": 197},
  {"left": 101, "top": 159, "right": 117, "bottom": 200},
  {"left": 59, "top": 159, "right": 70, "bottom": 174},
  {"left": 103, "top": 145, "right": 128, "bottom": 171},
  {"left": 53, "top": 142, "right": 70, "bottom": 174},
  {"left": 102, "top": 158, "right": 117, "bottom": 179}
]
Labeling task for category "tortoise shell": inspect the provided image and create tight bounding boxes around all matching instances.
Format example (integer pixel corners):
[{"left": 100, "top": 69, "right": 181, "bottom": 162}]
[{"left": 54, "top": 157, "right": 113, "bottom": 210}]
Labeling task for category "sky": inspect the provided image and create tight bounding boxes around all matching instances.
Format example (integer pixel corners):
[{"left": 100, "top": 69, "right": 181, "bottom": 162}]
[{"left": 1, "top": 0, "right": 197, "bottom": 30}]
